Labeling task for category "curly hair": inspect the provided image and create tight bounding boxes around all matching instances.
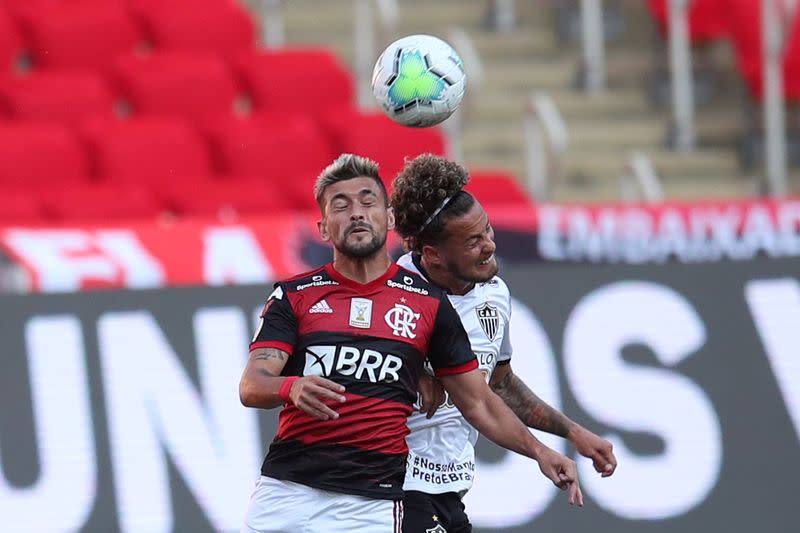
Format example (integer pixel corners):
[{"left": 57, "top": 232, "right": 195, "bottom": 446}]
[{"left": 390, "top": 154, "right": 475, "bottom": 252}]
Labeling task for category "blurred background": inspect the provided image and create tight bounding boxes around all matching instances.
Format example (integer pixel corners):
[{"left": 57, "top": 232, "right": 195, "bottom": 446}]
[{"left": 0, "top": 1, "right": 798, "bottom": 532}]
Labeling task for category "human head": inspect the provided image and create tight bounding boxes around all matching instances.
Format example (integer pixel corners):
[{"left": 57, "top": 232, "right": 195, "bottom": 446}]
[
  {"left": 391, "top": 154, "right": 498, "bottom": 284},
  {"left": 315, "top": 153, "right": 394, "bottom": 259}
]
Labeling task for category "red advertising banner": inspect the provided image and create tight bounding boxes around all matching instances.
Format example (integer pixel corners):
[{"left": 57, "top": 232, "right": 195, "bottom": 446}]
[{"left": 2, "top": 198, "right": 800, "bottom": 292}]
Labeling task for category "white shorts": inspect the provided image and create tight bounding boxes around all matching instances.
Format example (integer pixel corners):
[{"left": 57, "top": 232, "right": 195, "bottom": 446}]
[{"left": 241, "top": 475, "right": 403, "bottom": 533}]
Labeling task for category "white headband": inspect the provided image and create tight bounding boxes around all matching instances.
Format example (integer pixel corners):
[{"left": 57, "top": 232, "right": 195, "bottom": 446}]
[{"left": 417, "top": 195, "right": 455, "bottom": 235}]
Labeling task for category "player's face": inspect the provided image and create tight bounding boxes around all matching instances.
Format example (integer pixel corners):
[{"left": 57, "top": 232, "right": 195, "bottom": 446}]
[
  {"left": 318, "top": 176, "right": 394, "bottom": 259},
  {"left": 436, "top": 201, "right": 498, "bottom": 283}
]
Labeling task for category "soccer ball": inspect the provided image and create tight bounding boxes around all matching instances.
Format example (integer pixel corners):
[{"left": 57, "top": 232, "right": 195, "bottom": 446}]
[{"left": 371, "top": 34, "right": 466, "bottom": 128}]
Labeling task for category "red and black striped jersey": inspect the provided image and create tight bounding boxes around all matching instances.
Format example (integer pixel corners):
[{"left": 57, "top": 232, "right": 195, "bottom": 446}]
[{"left": 250, "top": 262, "right": 476, "bottom": 500}]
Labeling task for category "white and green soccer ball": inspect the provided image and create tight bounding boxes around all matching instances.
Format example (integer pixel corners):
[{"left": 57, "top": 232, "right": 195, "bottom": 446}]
[{"left": 371, "top": 34, "right": 466, "bottom": 128}]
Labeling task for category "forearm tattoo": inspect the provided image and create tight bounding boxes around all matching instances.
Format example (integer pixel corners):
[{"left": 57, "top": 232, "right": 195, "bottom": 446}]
[
  {"left": 252, "top": 348, "right": 287, "bottom": 363},
  {"left": 492, "top": 371, "right": 573, "bottom": 438}
]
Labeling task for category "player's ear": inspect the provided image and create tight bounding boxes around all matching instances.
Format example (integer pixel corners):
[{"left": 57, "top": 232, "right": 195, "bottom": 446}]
[
  {"left": 421, "top": 244, "right": 442, "bottom": 266},
  {"left": 318, "top": 219, "right": 330, "bottom": 242},
  {"left": 386, "top": 206, "right": 395, "bottom": 230}
]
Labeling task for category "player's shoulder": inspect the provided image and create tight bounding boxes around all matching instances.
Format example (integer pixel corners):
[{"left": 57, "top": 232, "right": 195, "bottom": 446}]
[
  {"left": 275, "top": 265, "right": 338, "bottom": 293},
  {"left": 391, "top": 265, "right": 446, "bottom": 298}
]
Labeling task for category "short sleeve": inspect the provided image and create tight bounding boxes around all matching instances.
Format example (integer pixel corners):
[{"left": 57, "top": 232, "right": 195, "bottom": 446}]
[
  {"left": 250, "top": 284, "right": 298, "bottom": 354},
  {"left": 427, "top": 294, "right": 478, "bottom": 377}
]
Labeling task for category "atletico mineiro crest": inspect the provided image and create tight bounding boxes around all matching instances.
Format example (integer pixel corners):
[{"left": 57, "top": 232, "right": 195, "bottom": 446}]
[{"left": 475, "top": 302, "right": 499, "bottom": 340}]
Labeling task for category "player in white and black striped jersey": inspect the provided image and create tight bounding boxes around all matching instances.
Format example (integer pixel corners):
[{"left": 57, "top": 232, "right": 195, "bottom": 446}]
[{"left": 391, "top": 155, "right": 618, "bottom": 533}]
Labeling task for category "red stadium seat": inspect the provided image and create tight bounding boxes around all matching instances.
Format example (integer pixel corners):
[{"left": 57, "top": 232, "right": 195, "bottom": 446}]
[
  {"left": 112, "top": 52, "right": 241, "bottom": 120},
  {"left": 784, "top": 8, "right": 800, "bottom": 100},
  {"left": 0, "top": 123, "right": 89, "bottom": 187},
  {"left": 135, "top": 0, "right": 256, "bottom": 55},
  {"left": 161, "top": 175, "right": 291, "bottom": 217},
  {"left": 729, "top": 0, "right": 800, "bottom": 101},
  {"left": 648, "top": 0, "right": 729, "bottom": 42},
  {"left": 80, "top": 117, "right": 213, "bottom": 185},
  {"left": 233, "top": 48, "right": 355, "bottom": 114},
  {"left": 465, "top": 170, "right": 531, "bottom": 208},
  {"left": 0, "top": 7, "right": 24, "bottom": 72},
  {"left": 200, "top": 112, "right": 335, "bottom": 192},
  {"left": 19, "top": 1, "right": 144, "bottom": 71},
  {"left": 321, "top": 109, "right": 446, "bottom": 185},
  {"left": 43, "top": 182, "right": 163, "bottom": 221},
  {"left": 0, "top": 189, "right": 46, "bottom": 222},
  {"left": 0, "top": 71, "right": 116, "bottom": 124}
]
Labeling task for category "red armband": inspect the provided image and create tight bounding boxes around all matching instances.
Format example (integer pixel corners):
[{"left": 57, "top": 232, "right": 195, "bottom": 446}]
[{"left": 279, "top": 376, "right": 299, "bottom": 403}]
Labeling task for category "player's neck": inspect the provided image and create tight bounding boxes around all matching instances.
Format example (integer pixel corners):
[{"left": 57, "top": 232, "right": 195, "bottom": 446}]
[
  {"left": 332, "top": 252, "right": 393, "bottom": 285},
  {"left": 420, "top": 258, "right": 474, "bottom": 296}
]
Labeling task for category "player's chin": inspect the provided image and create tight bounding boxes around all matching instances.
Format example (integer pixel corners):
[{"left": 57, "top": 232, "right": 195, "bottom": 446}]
[
  {"left": 342, "top": 237, "right": 382, "bottom": 258},
  {"left": 471, "top": 259, "right": 498, "bottom": 280}
]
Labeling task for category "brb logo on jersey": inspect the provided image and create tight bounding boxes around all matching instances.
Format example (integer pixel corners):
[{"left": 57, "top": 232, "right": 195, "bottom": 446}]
[
  {"left": 384, "top": 303, "right": 420, "bottom": 339},
  {"left": 303, "top": 345, "right": 403, "bottom": 382}
]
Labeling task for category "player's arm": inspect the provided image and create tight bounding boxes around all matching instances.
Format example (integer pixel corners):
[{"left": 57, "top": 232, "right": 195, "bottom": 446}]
[
  {"left": 239, "top": 347, "right": 293, "bottom": 410},
  {"left": 429, "top": 294, "right": 582, "bottom": 506},
  {"left": 239, "top": 284, "right": 346, "bottom": 420},
  {"left": 490, "top": 331, "right": 616, "bottom": 477},
  {"left": 439, "top": 369, "right": 582, "bottom": 506},
  {"left": 239, "top": 347, "right": 345, "bottom": 419}
]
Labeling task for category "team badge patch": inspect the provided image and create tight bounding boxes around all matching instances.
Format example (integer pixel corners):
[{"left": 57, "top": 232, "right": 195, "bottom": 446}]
[
  {"left": 476, "top": 302, "right": 499, "bottom": 340},
  {"left": 384, "top": 303, "right": 420, "bottom": 339},
  {"left": 349, "top": 298, "right": 373, "bottom": 328},
  {"left": 426, "top": 524, "right": 447, "bottom": 533}
]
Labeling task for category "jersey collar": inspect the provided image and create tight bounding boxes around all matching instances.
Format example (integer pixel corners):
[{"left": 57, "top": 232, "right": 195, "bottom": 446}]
[{"left": 324, "top": 261, "right": 399, "bottom": 290}]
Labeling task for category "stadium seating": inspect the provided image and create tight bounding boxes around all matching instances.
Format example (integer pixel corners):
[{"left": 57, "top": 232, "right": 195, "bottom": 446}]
[
  {"left": 112, "top": 52, "right": 241, "bottom": 120},
  {"left": 0, "top": 2, "right": 531, "bottom": 223},
  {"left": 200, "top": 112, "right": 335, "bottom": 184},
  {"left": 0, "top": 123, "right": 89, "bottom": 188},
  {"left": 647, "top": 0, "right": 729, "bottom": 43},
  {"left": 161, "top": 176, "right": 291, "bottom": 216},
  {"left": 233, "top": 48, "right": 356, "bottom": 114},
  {"left": 0, "top": 189, "right": 46, "bottom": 222},
  {"left": 42, "top": 182, "right": 163, "bottom": 221},
  {"left": 79, "top": 117, "right": 213, "bottom": 185},
  {"left": 728, "top": 0, "right": 800, "bottom": 101},
  {"left": 0, "top": 7, "right": 23, "bottom": 72},
  {"left": 320, "top": 109, "right": 446, "bottom": 186},
  {"left": 19, "top": 1, "right": 144, "bottom": 71},
  {"left": 465, "top": 170, "right": 532, "bottom": 208},
  {"left": 134, "top": 0, "right": 256, "bottom": 55},
  {"left": 0, "top": 71, "right": 116, "bottom": 124}
]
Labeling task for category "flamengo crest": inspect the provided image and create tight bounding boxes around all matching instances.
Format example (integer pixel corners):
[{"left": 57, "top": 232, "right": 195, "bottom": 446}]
[
  {"left": 476, "top": 302, "right": 499, "bottom": 340},
  {"left": 384, "top": 303, "right": 420, "bottom": 339}
]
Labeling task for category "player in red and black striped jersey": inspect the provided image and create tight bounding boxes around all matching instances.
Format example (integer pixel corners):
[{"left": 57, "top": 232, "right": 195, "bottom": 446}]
[
  {"left": 238, "top": 154, "right": 581, "bottom": 533},
  {"left": 250, "top": 261, "right": 476, "bottom": 500}
]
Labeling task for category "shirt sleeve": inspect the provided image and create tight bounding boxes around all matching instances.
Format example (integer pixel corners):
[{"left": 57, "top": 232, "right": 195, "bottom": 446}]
[
  {"left": 249, "top": 284, "right": 298, "bottom": 355},
  {"left": 427, "top": 294, "right": 478, "bottom": 377},
  {"left": 497, "top": 298, "right": 513, "bottom": 365}
]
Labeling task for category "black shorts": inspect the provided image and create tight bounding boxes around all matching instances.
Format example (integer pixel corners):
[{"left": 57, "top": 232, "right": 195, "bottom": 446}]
[{"left": 402, "top": 490, "right": 472, "bottom": 533}]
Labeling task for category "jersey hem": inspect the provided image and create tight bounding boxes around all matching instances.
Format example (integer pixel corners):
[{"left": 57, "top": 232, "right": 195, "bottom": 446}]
[
  {"left": 262, "top": 470, "right": 403, "bottom": 501},
  {"left": 435, "top": 359, "right": 478, "bottom": 377}
]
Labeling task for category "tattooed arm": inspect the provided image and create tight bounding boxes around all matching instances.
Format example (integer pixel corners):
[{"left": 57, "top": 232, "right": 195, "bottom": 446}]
[
  {"left": 239, "top": 347, "right": 291, "bottom": 409},
  {"left": 239, "top": 347, "right": 346, "bottom": 420},
  {"left": 490, "top": 363, "right": 617, "bottom": 477},
  {"left": 490, "top": 363, "right": 573, "bottom": 437}
]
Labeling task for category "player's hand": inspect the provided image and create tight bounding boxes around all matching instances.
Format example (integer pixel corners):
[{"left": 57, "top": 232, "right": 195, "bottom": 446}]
[
  {"left": 417, "top": 373, "right": 445, "bottom": 419},
  {"left": 568, "top": 426, "right": 617, "bottom": 477},
  {"left": 536, "top": 447, "right": 584, "bottom": 507},
  {"left": 288, "top": 376, "right": 346, "bottom": 421}
]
